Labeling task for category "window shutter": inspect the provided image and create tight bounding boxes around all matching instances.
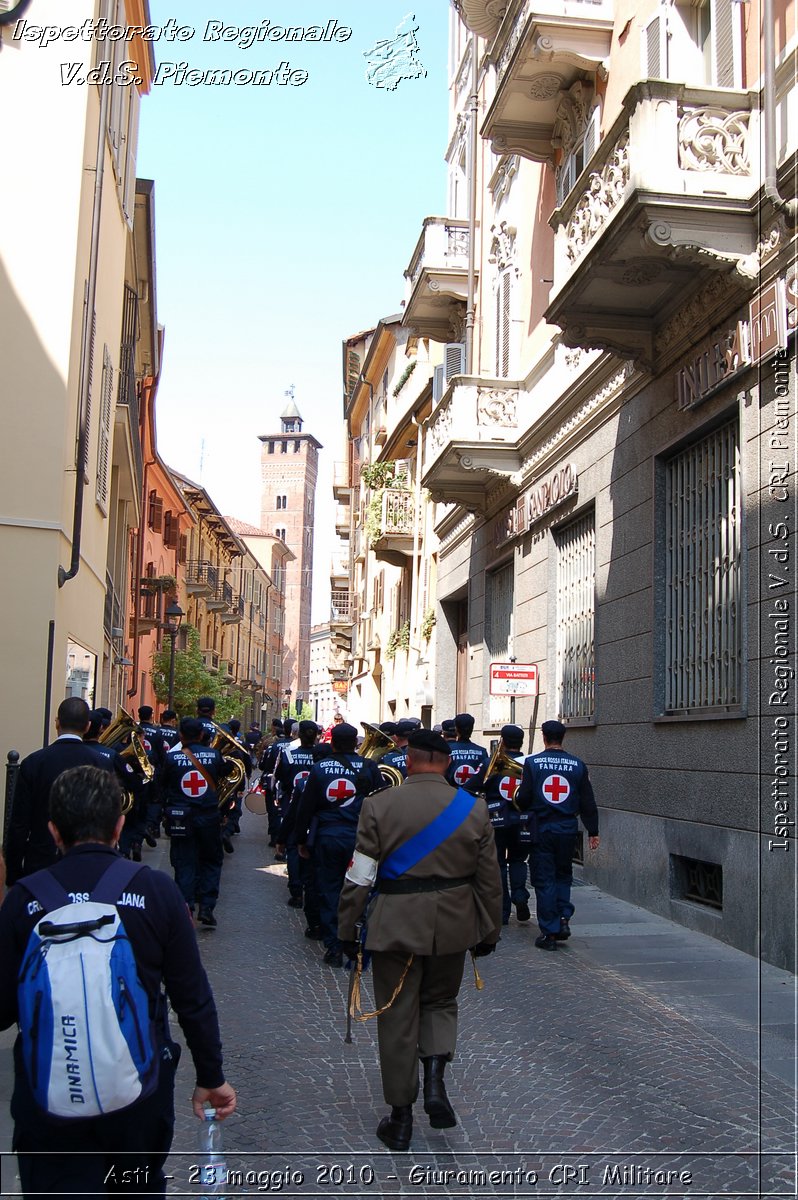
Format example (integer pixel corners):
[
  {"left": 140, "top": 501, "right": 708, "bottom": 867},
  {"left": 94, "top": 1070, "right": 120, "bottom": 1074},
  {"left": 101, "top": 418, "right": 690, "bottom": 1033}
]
[
  {"left": 496, "top": 272, "right": 511, "bottom": 378},
  {"left": 178, "top": 534, "right": 187, "bottom": 564},
  {"left": 96, "top": 346, "right": 113, "bottom": 513},
  {"left": 583, "top": 107, "right": 599, "bottom": 166},
  {"left": 642, "top": 12, "right": 668, "bottom": 79},
  {"left": 711, "top": 0, "right": 738, "bottom": 88},
  {"left": 148, "top": 489, "right": 163, "bottom": 533},
  {"left": 444, "top": 341, "right": 465, "bottom": 381},
  {"left": 122, "top": 85, "right": 140, "bottom": 226},
  {"left": 164, "top": 510, "right": 178, "bottom": 548},
  {"left": 432, "top": 364, "right": 446, "bottom": 404}
]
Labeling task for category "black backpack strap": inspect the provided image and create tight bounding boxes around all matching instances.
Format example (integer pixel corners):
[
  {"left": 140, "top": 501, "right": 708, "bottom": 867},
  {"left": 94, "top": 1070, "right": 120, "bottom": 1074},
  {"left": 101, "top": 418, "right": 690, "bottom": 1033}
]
[
  {"left": 19, "top": 869, "right": 70, "bottom": 915},
  {"left": 91, "top": 857, "right": 146, "bottom": 905}
]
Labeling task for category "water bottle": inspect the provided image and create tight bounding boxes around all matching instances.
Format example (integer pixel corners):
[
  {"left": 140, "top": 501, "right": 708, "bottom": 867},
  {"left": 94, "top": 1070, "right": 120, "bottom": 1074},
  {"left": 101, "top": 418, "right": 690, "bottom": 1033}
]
[{"left": 198, "top": 1107, "right": 227, "bottom": 1197}]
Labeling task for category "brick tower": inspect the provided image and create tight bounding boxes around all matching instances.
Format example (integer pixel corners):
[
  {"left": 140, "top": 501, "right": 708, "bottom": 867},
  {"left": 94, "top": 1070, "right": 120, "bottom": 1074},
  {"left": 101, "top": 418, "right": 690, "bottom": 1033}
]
[{"left": 259, "top": 397, "right": 321, "bottom": 706}]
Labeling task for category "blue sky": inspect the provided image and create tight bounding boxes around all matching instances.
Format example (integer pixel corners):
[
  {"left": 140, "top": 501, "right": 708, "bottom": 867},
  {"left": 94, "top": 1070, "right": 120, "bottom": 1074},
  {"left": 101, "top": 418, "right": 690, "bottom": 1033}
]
[{"left": 136, "top": 2, "right": 449, "bottom": 620}]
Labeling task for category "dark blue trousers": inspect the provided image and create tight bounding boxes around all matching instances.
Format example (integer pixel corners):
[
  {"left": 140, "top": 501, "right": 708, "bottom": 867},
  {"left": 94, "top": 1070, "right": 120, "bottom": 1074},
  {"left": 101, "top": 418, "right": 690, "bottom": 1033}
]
[
  {"left": 169, "top": 820, "right": 223, "bottom": 912},
  {"left": 314, "top": 829, "right": 355, "bottom": 951},
  {"left": 494, "top": 825, "right": 530, "bottom": 923},
  {"left": 529, "top": 826, "right": 577, "bottom": 935}
]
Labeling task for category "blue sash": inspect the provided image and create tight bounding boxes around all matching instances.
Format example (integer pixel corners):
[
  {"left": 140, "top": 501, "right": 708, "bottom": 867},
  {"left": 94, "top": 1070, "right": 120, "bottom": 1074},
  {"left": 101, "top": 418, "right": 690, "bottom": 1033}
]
[{"left": 378, "top": 787, "right": 477, "bottom": 881}]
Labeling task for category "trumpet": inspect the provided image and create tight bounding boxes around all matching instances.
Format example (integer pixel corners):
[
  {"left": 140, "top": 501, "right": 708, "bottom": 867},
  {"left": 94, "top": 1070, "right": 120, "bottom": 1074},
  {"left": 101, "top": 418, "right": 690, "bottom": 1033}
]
[
  {"left": 98, "top": 707, "right": 155, "bottom": 813},
  {"left": 207, "top": 721, "right": 249, "bottom": 808},
  {"left": 360, "top": 722, "right": 404, "bottom": 789}
]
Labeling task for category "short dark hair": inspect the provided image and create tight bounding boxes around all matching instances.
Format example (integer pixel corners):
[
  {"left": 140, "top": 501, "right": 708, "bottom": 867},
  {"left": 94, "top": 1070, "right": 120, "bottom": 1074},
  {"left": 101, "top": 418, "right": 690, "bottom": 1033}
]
[
  {"left": 57, "top": 697, "right": 91, "bottom": 733},
  {"left": 138, "top": 705, "right": 153, "bottom": 721},
  {"left": 161, "top": 709, "right": 177, "bottom": 722},
  {"left": 454, "top": 712, "right": 475, "bottom": 737},
  {"left": 228, "top": 719, "right": 241, "bottom": 734},
  {"left": 299, "top": 720, "right": 318, "bottom": 746},
  {"left": 50, "top": 765, "right": 122, "bottom": 847},
  {"left": 180, "top": 716, "right": 203, "bottom": 742}
]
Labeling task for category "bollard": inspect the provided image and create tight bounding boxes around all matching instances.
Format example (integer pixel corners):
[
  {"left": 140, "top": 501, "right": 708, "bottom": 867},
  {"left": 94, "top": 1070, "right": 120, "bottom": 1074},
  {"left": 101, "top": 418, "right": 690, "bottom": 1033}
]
[{"left": 3, "top": 750, "right": 20, "bottom": 851}]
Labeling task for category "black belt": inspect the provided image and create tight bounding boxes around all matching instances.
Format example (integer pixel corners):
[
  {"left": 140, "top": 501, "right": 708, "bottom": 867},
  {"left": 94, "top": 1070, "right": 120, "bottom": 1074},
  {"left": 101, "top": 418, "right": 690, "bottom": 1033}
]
[{"left": 378, "top": 874, "right": 475, "bottom": 895}]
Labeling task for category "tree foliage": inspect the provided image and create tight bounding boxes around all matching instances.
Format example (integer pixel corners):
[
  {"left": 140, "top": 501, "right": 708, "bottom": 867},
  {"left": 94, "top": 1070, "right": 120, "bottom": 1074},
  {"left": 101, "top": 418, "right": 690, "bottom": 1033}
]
[{"left": 150, "top": 624, "right": 245, "bottom": 722}]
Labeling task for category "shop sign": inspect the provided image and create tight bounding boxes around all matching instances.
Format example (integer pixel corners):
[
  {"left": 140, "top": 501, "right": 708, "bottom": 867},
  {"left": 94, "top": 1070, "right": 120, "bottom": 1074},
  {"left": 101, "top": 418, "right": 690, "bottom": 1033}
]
[
  {"left": 527, "top": 463, "right": 578, "bottom": 527},
  {"left": 674, "top": 320, "right": 750, "bottom": 410},
  {"left": 332, "top": 679, "right": 349, "bottom": 696},
  {"left": 492, "top": 495, "right": 528, "bottom": 549},
  {"left": 750, "top": 279, "right": 788, "bottom": 364}
]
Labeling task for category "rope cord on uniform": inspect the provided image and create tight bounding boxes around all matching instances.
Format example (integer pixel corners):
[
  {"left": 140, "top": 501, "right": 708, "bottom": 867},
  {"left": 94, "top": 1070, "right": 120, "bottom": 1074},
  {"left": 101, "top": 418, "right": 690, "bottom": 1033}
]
[{"left": 348, "top": 949, "right": 414, "bottom": 1023}]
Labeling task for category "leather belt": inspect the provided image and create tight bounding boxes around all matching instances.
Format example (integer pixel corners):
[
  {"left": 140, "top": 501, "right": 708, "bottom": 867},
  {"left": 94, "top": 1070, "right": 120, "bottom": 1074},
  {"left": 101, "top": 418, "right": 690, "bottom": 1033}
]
[{"left": 378, "top": 874, "right": 475, "bottom": 895}]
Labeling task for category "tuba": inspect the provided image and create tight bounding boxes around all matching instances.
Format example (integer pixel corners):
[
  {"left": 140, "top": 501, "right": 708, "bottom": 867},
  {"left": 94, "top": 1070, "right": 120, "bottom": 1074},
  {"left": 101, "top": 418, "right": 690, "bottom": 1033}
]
[
  {"left": 360, "top": 722, "right": 404, "bottom": 789},
  {"left": 98, "top": 707, "right": 155, "bottom": 813},
  {"left": 482, "top": 743, "right": 524, "bottom": 807},
  {"left": 207, "top": 722, "right": 249, "bottom": 809}
]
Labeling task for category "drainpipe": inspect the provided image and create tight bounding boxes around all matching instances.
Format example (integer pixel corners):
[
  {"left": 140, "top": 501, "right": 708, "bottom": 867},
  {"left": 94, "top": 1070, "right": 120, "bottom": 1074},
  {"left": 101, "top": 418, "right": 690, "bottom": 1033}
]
[
  {"left": 58, "top": 80, "right": 110, "bottom": 587},
  {"left": 763, "top": 0, "right": 798, "bottom": 222},
  {"left": 464, "top": 32, "right": 479, "bottom": 373},
  {"left": 128, "top": 373, "right": 159, "bottom": 700},
  {"left": 410, "top": 412, "right": 424, "bottom": 643}
]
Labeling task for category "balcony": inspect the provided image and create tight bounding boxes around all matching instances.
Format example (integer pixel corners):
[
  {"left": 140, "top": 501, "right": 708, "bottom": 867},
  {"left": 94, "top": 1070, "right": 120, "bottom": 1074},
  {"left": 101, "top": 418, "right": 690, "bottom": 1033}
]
[
  {"left": 335, "top": 504, "right": 351, "bottom": 539},
  {"left": 481, "top": 0, "right": 614, "bottom": 162},
  {"left": 422, "top": 376, "right": 523, "bottom": 511},
  {"left": 403, "top": 217, "right": 474, "bottom": 342},
  {"left": 333, "top": 460, "right": 352, "bottom": 500},
  {"left": 186, "top": 559, "right": 218, "bottom": 597},
  {"left": 330, "top": 588, "right": 352, "bottom": 625},
  {"left": 202, "top": 649, "right": 220, "bottom": 674},
  {"left": 546, "top": 81, "right": 762, "bottom": 369},
  {"left": 372, "top": 489, "right": 416, "bottom": 565},
  {"left": 221, "top": 593, "right": 245, "bottom": 624}
]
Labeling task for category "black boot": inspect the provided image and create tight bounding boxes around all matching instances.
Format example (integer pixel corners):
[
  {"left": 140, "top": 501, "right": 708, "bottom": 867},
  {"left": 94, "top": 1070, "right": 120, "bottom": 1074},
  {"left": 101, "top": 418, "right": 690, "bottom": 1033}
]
[
  {"left": 422, "top": 1056, "right": 457, "bottom": 1128},
  {"left": 376, "top": 1105, "right": 413, "bottom": 1151}
]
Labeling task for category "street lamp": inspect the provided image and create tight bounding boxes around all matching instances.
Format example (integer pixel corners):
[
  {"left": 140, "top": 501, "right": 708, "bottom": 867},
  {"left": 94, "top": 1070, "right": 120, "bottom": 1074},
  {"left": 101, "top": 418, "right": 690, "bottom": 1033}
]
[{"left": 164, "top": 600, "right": 184, "bottom": 711}]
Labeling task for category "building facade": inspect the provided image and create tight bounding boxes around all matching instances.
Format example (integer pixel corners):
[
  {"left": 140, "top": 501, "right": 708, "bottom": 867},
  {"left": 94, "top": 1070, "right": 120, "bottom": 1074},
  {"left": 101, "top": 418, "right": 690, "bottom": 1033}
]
[
  {"left": 258, "top": 401, "right": 321, "bottom": 704},
  {"left": 0, "top": 0, "right": 153, "bottom": 761}
]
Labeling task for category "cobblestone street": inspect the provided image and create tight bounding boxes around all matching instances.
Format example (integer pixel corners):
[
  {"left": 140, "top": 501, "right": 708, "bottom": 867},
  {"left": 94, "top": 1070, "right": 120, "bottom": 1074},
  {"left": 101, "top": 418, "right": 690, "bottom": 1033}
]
[{"left": 1, "top": 812, "right": 795, "bottom": 1199}]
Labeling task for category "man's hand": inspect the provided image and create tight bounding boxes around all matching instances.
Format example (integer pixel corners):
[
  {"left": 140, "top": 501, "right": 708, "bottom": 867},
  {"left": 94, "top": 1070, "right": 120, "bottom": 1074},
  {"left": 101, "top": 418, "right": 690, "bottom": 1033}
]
[
  {"left": 471, "top": 941, "right": 497, "bottom": 957},
  {"left": 274, "top": 843, "right": 285, "bottom": 856},
  {"left": 297, "top": 843, "right": 310, "bottom": 859},
  {"left": 588, "top": 835, "right": 600, "bottom": 851},
  {"left": 192, "top": 1082, "right": 236, "bottom": 1121}
]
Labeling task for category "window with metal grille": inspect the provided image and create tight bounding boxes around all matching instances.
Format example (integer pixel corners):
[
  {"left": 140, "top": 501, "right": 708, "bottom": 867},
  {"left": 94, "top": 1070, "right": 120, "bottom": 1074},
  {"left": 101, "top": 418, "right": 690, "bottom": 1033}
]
[
  {"left": 663, "top": 420, "right": 741, "bottom": 712},
  {"left": 486, "top": 563, "right": 513, "bottom": 656},
  {"left": 670, "top": 854, "right": 723, "bottom": 910},
  {"left": 148, "top": 489, "right": 163, "bottom": 533},
  {"left": 555, "top": 511, "right": 596, "bottom": 720}
]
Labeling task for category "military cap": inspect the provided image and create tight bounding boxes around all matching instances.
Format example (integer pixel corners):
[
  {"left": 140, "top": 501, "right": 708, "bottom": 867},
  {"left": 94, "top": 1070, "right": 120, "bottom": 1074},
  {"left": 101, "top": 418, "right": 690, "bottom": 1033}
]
[
  {"left": 379, "top": 720, "right": 399, "bottom": 736},
  {"left": 407, "top": 728, "right": 451, "bottom": 757},
  {"left": 395, "top": 718, "right": 418, "bottom": 737},
  {"left": 197, "top": 696, "right": 216, "bottom": 714},
  {"left": 180, "top": 716, "right": 203, "bottom": 741},
  {"left": 500, "top": 724, "right": 524, "bottom": 748},
  {"left": 541, "top": 719, "right": 567, "bottom": 743},
  {"left": 298, "top": 719, "right": 318, "bottom": 739},
  {"left": 440, "top": 719, "right": 457, "bottom": 737},
  {"left": 94, "top": 707, "right": 114, "bottom": 724},
  {"left": 331, "top": 722, "right": 358, "bottom": 749}
]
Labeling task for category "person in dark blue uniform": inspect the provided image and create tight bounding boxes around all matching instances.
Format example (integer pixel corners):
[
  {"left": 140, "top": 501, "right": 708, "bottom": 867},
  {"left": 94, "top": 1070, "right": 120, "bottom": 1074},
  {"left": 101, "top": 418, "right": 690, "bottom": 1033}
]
[
  {"left": 259, "top": 718, "right": 293, "bottom": 847},
  {"left": 161, "top": 717, "right": 235, "bottom": 928},
  {"left": 137, "top": 705, "right": 167, "bottom": 847},
  {"left": 158, "top": 710, "right": 180, "bottom": 752},
  {"left": 294, "top": 722, "right": 382, "bottom": 967},
  {"left": 4, "top": 698, "right": 108, "bottom": 885},
  {"left": 515, "top": 720, "right": 600, "bottom": 950},
  {"left": 445, "top": 713, "right": 489, "bottom": 790},
  {"left": 380, "top": 718, "right": 417, "bottom": 779},
  {"left": 475, "top": 724, "right": 531, "bottom": 925},
  {"left": 274, "top": 720, "right": 318, "bottom": 906},
  {"left": 0, "top": 764, "right": 236, "bottom": 1197}
]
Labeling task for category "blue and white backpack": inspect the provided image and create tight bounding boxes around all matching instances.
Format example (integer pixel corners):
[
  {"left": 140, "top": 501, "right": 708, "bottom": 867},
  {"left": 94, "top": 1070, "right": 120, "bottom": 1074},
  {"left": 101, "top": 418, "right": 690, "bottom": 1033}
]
[{"left": 17, "top": 857, "right": 160, "bottom": 1118}]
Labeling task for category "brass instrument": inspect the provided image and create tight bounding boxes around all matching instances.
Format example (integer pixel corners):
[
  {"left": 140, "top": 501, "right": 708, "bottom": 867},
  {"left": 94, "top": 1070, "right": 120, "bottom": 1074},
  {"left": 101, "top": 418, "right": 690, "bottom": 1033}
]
[
  {"left": 360, "top": 722, "right": 404, "bottom": 789},
  {"left": 98, "top": 707, "right": 155, "bottom": 813},
  {"left": 207, "top": 722, "right": 249, "bottom": 808},
  {"left": 482, "top": 743, "right": 524, "bottom": 807}
]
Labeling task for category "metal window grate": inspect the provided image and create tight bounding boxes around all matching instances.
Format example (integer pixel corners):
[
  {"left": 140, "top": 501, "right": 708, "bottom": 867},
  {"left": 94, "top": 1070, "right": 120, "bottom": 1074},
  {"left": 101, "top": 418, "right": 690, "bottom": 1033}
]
[
  {"left": 671, "top": 854, "right": 723, "bottom": 910},
  {"left": 556, "top": 512, "right": 595, "bottom": 719},
  {"left": 486, "top": 563, "right": 513, "bottom": 657},
  {"left": 664, "top": 421, "right": 741, "bottom": 711}
]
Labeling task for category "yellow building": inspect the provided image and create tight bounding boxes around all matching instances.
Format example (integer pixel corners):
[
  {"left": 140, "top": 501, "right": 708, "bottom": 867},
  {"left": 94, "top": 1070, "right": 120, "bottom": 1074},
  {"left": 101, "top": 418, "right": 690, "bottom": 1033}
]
[{"left": 0, "top": 1, "right": 154, "bottom": 763}]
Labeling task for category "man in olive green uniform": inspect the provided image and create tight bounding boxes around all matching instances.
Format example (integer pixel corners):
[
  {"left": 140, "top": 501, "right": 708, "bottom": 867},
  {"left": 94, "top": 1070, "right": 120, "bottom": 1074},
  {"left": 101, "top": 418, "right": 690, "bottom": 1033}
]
[{"left": 338, "top": 729, "right": 502, "bottom": 1151}]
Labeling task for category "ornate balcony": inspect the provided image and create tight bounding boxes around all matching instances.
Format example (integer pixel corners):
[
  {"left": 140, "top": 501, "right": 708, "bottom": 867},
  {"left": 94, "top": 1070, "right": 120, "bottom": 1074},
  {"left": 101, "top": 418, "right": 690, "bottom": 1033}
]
[
  {"left": 422, "top": 376, "right": 523, "bottom": 511},
  {"left": 481, "top": 0, "right": 614, "bottom": 162},
  {"left": 546, "top": 81, "right": 762, "bottom": 369},
  {"left": 186, "top": 559, "right": 218, "bottom": 597},
  {"left": 221, "top": 593, "right": 244, "bottom": 624},
  {"left": 403, "top": 217, "right": 474, "bottom": 342},
  {"left": 372, "top": 489, "right": 416, "bottom": 565}
]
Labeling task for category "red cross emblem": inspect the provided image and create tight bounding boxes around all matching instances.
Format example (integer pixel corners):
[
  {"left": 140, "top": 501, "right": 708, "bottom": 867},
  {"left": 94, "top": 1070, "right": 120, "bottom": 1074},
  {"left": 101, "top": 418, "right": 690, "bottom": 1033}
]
[
  {"left": 181, "top": 770, "right": 208, "bottom": 798},
  {"left": 543, "top": 774, "right": 570, "bottom": 805},
  {"left": 499, "top": 775, "right": 519, "bottom": 802},
  {"left": 326, "top": 777, "right": 356, "bottom": 805},
  {"left": 454, "top": 763, "right": 477, "bottom": 785},
  {"left": 295, "top": 770, "right": 310, "bottom": 783},
  {"left": 141, "top": 737, "right": 152, "bottom": 753}
]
